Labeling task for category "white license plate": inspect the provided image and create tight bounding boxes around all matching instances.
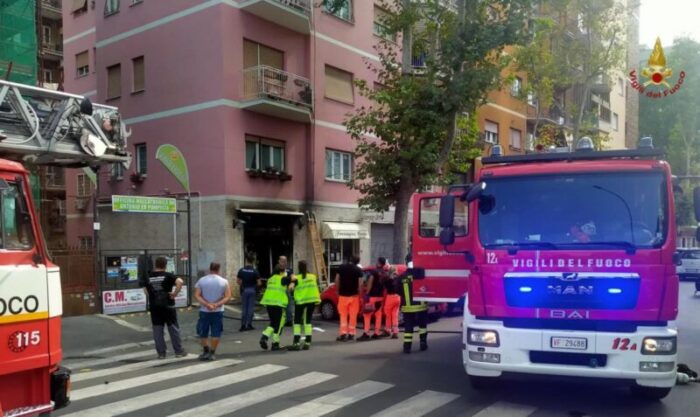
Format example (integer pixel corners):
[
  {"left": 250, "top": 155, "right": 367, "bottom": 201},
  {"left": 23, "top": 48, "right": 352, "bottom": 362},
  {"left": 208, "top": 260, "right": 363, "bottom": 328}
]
[{"left": 551, "top": 336, "right": 587, "bottom": 350}]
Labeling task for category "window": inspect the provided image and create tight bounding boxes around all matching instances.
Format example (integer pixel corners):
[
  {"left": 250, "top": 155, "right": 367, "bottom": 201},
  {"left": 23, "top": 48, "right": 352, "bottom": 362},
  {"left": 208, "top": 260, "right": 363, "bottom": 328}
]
[
  {"left": 245, "top": 136, "right": 285, "bottom": 171},
  {"left": 510, "top": 128, "right": 522, "bottom": 149},
  {"left": 105, "top": 0, "right": 120, "bottom": 15},
  {"left": 42, "top": 25, "right": 51, "bottom": 44},
  {"left": 484, "top": 120, "right": 498, "bottom": 144},
  {"left": 419, "top": 197, "right": 467, "bottom": 238},
  {"left": 323, "top": 0, "right": 352, "bottom": 22},
  {"left": 373, "top": 6, "right": 396, "bottom": 42},
  {"left": 325, "top": 150, "right": 352, "bottom": 181},
  {"left": 76, "top": 173, "right": 93, "bottom": 197},
  {"left": 511, "top": 76, "right": 522, "bottom": 97},
  {"left": 325, "top": 65, "right": 354, "bottom": 104},
  {"left": 135, "top": 143, "right": 147, "bottom": 175},
  {"left": 76, "top": 50, "right": 89, "bottom": 77},
  {"left": 0, "top": 184, "right": 34, "bottom": 250},
  {"left": 612, "top": 112, "right": 619, "bottom": 131},
  {"left": 132, "top": 56, "right": 145, "bottom": 92},
  {"left": 243, "top": 40, "right": 284, "bottom": 69},
  {"left": 72, "top": 0, "right": 88, "bottom": 15},
  {"left": 527, "top": 91, "right": 536, "bottom": 106},
  {"left": 43, "top": 70, "right": 53, "bottom": 83},
  {"left": 111, "top": 163, "right": 124, "bottom": 180},
  {"left": 107, "top": 63, "right": 121, "bottom": 99},
  {"left": 618, "top": 77, "right": 624, "bottom": 96},
  {"left": 79, "top": 236, "right": 93, "bottom": 249}
]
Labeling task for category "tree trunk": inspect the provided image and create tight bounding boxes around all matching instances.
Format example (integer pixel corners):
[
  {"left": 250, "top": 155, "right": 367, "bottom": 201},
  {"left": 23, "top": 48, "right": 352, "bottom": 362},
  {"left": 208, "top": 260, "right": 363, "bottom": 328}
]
[
  {"left": 573, "top": 81, "right": 591, "bottom": 147},
  {"left": 392, "top": 179, "right": 413, "bottom": 265}
]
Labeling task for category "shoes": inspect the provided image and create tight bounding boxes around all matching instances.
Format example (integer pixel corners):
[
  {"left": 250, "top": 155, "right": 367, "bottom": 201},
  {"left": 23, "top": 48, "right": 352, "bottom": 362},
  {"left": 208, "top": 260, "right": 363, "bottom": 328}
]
[
  {"left": 371, "top": 334, "right": 381, "bottom": 340},
  {"left": 391, "top": 333, "right": 399, "bottom": 339},
  {"left": 302, "top": 343, "right": 310, "bottom": 350},
  {"left": 246, "top": 324, "right": 255, "bottom": 331},
  {"left": 271, "top": 342, "right": 283, "bottom": 351},
  {"left": 198, "top": 351, "right": 211, "bottom": 361},
  {"left": 380, "top": 330, "right": 391, "bottom": 338},
  {"left": 288, "top": 344, "right": 302, "bottom": 351},
  {"left": 207, "top": 352, "right": 216, "bottom": 361},
  {"left": 260, "top": 336, "right": 269, "bottom": 350},
  {"left": 357, "top": 333, "right": 371, "bottom": 341},
  {"left": 157, "top": 354, "right": 166, "bottom": 359},
  {"left": 336, "top": 334, "right": 348, "bottom": 342},
  {"left": 175, "top": 351, "right": 188, "bottom": 358},
  {"left": 347, "top": 334, "right": 355, "bottom": 341},
  {"left": 239, "top": 326, "right": 247, "bottom": 332}
]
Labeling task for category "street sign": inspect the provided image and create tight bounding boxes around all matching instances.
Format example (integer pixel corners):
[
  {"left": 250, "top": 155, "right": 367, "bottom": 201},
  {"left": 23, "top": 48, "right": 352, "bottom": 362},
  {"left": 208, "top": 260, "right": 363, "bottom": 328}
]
[{"left": 112, "top": 195, "right": 177, "bottom": 214}]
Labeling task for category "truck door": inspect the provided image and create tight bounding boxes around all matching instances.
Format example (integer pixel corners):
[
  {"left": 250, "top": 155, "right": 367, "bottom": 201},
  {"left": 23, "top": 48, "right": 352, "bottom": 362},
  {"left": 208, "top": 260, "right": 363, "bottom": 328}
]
[{"left": 412, "top": 193, "right": 471, "bottom": 302}]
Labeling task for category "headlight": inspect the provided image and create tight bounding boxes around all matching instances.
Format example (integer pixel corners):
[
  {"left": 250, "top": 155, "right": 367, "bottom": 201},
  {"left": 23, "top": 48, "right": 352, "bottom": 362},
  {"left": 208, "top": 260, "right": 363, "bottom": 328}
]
[
  {"left": 467, "top": 328, "right": 500, "bottom": 347},
  {"left": 642, "top": 337, "right": 676, "bottom": 355}
]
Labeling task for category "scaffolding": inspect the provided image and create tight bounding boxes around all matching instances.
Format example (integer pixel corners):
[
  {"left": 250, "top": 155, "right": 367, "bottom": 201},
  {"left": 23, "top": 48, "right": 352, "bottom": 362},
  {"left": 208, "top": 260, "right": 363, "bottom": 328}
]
[{"left": 0, "top": 0, "right": 37, "bottom": 85}]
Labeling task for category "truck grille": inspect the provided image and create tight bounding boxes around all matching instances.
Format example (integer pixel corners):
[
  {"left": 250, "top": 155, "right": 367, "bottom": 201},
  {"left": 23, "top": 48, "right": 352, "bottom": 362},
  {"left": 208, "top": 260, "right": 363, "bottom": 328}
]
[{"left": 530, "top": 351, "right": 608, "bottom": 367}]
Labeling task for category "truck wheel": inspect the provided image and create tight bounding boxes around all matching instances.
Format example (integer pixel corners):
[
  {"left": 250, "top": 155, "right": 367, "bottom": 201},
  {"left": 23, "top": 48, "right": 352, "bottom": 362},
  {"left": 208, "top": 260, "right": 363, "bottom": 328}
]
[
  {"left": 320, "top": 301, "right": 337, "bottom": 320},
  {"left": 630, "top": 384, "right": 671, "bottom": 401},
  {"left": 469, "top": 375, "right": 495, "bottom": 390}
]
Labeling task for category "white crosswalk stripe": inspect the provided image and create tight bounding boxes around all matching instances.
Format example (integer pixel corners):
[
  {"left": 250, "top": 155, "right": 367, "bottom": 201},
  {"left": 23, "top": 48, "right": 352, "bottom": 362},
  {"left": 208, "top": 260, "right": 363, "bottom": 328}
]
[
  {"left": 268, "top": 380, "right": 394, "bottom": 417},
  {"left": 62, "top": 364, "right": 287, "bottom": 417},
  {"left": 63, "top": 349, "right": 153, "bottom": 370},
  {"left": 72, "top": 354, "right": 196, "bottom": 382},
  {"left": 371, "top": 390, "right": 460, "bottom": 417},
  {"left": 170, "top": 372, "right": 337, "bottom": 417},
  {"left": 471, "top": 401, "right": 537, "bottom": 417},
  {"left": 70, "top": 359, "right": 241, "bottom": 401}
]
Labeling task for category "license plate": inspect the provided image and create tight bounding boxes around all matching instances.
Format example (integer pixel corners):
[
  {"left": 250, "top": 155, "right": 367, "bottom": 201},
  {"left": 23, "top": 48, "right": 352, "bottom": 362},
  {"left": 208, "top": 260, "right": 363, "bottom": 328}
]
[{"left": 551, "top": 336, "right": 587, "bottom": 350}]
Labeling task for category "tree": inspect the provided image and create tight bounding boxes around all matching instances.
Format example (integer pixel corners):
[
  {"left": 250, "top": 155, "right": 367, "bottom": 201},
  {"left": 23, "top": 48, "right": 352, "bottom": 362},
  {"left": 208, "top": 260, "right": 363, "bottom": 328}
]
[{"left": 344, "top": 0, "right": 533, "bottom": 262}]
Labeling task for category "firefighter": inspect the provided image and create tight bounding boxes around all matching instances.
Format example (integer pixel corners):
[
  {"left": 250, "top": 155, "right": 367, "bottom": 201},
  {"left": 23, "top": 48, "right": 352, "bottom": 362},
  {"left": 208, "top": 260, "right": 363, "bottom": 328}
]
[
  {"left": 259, "top": 264, "right": 292, "bottom": 351},
  {"left": 396, "top": 270, "right": 428, "bottom": 353},
  {"left": 288, "top": 260, "right": 321, "bottom": 351}
]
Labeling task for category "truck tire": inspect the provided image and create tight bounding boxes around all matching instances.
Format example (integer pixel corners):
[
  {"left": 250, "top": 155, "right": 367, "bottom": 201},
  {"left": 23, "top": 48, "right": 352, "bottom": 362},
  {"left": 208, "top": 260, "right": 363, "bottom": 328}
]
[
  {"left": 320, "top": 300, "right": 337, "bottom": 321},
  {"left": 630, "top": 384, "right": 671, "bottom": 401},
  {"left": 469, "top": 375, "right": 495, "bottom": 390}
]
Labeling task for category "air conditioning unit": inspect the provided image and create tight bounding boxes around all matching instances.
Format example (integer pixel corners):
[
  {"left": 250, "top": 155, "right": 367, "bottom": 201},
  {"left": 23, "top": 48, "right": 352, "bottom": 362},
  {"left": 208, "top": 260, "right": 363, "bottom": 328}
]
[{"left": 75, "top": 197, "right": 89, "bottom": 211}]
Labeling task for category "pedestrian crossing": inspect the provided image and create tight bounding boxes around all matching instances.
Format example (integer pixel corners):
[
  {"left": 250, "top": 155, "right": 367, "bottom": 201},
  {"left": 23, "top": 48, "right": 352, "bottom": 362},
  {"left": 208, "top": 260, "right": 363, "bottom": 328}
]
[{"left": 59, "top": 348, "right": 540, "bottom": 417}]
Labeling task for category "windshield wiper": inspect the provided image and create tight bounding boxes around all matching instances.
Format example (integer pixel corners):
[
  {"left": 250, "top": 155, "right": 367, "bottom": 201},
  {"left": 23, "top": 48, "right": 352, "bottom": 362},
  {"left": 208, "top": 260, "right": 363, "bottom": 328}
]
[
  {"left": 564, "top": 241, "right": 637, "bottom": 255},
  {"left": 484, "top": 242, "right": 559, "bottom": 254}
]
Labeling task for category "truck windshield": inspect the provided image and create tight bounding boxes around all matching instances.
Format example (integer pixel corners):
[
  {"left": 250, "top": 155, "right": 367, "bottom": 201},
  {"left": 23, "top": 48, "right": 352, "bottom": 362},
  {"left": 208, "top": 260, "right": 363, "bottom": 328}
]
[
  {"left": 478, "top": 171, "right": 667, "bottom": 250},
  {"left": 0, "top": 183, "right": 34, "bottom": 250}
]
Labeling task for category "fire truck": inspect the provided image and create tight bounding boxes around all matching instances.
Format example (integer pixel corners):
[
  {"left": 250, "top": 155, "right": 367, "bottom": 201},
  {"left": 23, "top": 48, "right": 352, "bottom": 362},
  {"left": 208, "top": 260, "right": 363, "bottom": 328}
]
[
  {"left": 0, "top": 80, "right": 130, "bottom": 416},
  {"left": 412, "top": 138, "right": 689, "bottom": 400}
]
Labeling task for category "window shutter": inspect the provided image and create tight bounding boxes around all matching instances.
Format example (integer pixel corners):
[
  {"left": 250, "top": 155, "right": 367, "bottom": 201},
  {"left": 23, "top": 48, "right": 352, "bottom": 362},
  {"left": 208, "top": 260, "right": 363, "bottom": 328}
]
[
  {"left": 107, "top": 64, "right": 121, "bottom": 99},
  {"left": 325, "top": 66, "right": 354, "bottom": 103},
  {"left": 259, "top": 45, "right": 284, "bottom": 70},
  {"left": 485, "top": 121, "right": 498, "bottom": 133},
  {"left": 243, "top": 40, "right": 258, "bottom": 69},
  {"left": 72, "top": 0, "right": 87, "bottom": 12},
  {"left": 132, "top": 56, "right": 145, "bottom": 91},
  {"left": 76, "top": 51, "right": 89, "bottom": 68}
]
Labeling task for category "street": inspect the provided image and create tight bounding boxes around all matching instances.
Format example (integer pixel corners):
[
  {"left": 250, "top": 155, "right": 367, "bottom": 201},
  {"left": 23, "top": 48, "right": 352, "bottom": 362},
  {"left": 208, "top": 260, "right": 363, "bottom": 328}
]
[{"left": 54, "top": 282, "right": 700, "bottom": 417}]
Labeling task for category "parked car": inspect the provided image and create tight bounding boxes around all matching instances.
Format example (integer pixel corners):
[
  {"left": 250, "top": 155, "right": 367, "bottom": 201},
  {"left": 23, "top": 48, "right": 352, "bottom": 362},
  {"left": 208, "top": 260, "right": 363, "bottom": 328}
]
[
  {"left": 677, "top": 248, "right": 700, "bottom": 281},
  {"left": 319, "top": 264, "right": 446, "bottom": 321}
]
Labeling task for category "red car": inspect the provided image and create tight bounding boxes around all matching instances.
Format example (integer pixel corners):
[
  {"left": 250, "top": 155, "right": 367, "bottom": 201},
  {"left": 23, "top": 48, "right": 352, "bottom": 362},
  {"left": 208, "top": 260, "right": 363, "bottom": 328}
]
[{"left": 319, "top": 265, "right": 445, "bottom": 320}]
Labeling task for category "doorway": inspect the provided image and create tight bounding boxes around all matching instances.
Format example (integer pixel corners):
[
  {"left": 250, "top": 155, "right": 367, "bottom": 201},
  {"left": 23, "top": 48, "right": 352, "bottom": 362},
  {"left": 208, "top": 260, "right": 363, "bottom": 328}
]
[{"left": 243, "top": 214, "right": 294, "bottom": 278}]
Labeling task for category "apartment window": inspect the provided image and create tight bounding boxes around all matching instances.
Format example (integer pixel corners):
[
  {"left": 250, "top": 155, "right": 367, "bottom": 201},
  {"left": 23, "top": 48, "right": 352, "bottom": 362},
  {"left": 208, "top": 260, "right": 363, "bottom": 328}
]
[
  {"left": 527, "top": 91, "right": 536, "bottom": 106},
  {"left": 79, "top": 236, "right": 93, "bottom": 249},
  {"left": 76, "top": 51, "right": 89, "bottom": 77},
  {"left": 77, "top": 173, "right": 92, "bottom": 197},
  {"left": 618, "top": 77, "right": 625, "bottom": 96},
  {"left": 72, "top": 0, "right": 88, "bottom": 15},
  {"left": 612, "top": 112, "right": 619, "bottom": 131},
  {"left": 106, "top": 64, "right": 121, "bottom": 99},
  {"left": 132, "top": 56, "right": 145, "bottom": 92},
  {"left": 484, "top": 120, "right": 498, "bottom": 144},
  {"left": 373, "top": 6, "right": 396, "bottom": 42},
  {"left": 323, "top": 0, "right": 352, "bottom": 22},
  {"left": 325, "top": 150, "right": 352, "bottom": 182},
  {"left": 511, "top": 76, "right": 522, "bottom": 97},
  {"left": 243, "top": 40, "right": 284, "bottom": 70},
  {"left": 42, "top": 25, "right": 51, "bottom": 44},
  {"left": 105, "top": 0, "right": 120, "bottom": 15},
  {"left": 246, "top": 136, "right": 285, "bottom": 171},
  {"left": 509, "top": 128, "right": 522, "bottom": 149},
  {"left": 43, "top": 70, "right": 53, "bottom": 83},
  {"left": 135, "top": 143, "right": 147, "bottom": 175},
  {"left": 325, "top": 65, "right": 354, "bottom": 104},
  {"left": 111, "top": 163, "right": 124, "bottom": 180}
]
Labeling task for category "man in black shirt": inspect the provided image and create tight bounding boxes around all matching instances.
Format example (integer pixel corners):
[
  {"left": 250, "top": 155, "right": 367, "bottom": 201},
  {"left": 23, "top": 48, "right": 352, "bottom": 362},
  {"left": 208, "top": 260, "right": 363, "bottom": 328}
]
[
  {"left": 236, "top": 257, "right": 260, "bottom": 332},
  {"left": 144, "top": 257, "right": 186, "bottom": 359},
  {"left": 335, "top": 256, "right": 363, "bottom": 341}
]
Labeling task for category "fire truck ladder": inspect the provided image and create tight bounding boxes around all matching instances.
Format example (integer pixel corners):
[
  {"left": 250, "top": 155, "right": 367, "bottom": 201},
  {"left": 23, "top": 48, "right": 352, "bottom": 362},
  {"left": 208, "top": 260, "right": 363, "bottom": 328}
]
[
  {"left": 307, "top": 212, "right": 328, "bottom": 289},
  {"left": 0, "top": 79, "right": 131, "bottom": 167}
]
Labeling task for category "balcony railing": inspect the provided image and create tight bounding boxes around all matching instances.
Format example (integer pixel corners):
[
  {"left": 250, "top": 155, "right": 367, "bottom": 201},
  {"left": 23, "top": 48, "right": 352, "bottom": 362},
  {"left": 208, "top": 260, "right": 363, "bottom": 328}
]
[
  {"left": 273, "top": 0, "right": 310, "bottom": 15},
  {"left": 42, "top": 43, "right": 64, "bottom": 57},
  {"left": 239, "top": 0, "right": 311, "bottom": 33},
  {"left": 243, "top": 66, "right": 313, "bottom": 109}
]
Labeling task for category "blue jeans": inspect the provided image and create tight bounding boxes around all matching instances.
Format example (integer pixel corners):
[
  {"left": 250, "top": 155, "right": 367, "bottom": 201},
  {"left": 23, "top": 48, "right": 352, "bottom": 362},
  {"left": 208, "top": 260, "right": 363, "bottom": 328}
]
[{"left": 241, "top": 287, "right": 256, "bottom": 327}]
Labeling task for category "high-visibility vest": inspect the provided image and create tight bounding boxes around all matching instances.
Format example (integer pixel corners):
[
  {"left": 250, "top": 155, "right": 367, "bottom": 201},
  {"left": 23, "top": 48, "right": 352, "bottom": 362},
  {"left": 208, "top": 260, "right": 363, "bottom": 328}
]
[
  {"left": 294, "top": 273, "right": 321, "bottom": 305},
  {"left": 400, "top": 274, "right": 427, "bottom": 313},
  {"left": 261, "top": 274, "right": 288, "bottom": 307}
]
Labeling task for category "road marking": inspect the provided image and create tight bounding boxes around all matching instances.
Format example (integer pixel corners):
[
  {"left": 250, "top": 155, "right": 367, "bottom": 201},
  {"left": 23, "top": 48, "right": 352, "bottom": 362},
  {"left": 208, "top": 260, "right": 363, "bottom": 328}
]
[
  {"left": 313, "top": 327, "right": 326, "bottom": 332},
  {"left": 72, "top": 354, "right": 196, "bottom": 382},
  {"left": 62, "top": 364, "right": 286, "bottom": 417},
  {"left": 170, "top": 372, "right": 337, "bottom": 417},
  {"left": 71, "top": 359, "right": 241, "bottom": 401},
  {"left": 64, "top": 350, "right": 154, "bottom": 370},
  {"left": 84, "top": 342, "right": 151, "bottom": 356},
  {"left": 471, "top": 402, "right": 537, "bottom": 417},
  {"left": 97, "top": 314, "right": 150, "bottom": 332},
  {"left": 371, "top": 390, "right": 460, "bottom": 417},
  {"left": 269, "top": 380, "right": 394, "bottom": 417}
]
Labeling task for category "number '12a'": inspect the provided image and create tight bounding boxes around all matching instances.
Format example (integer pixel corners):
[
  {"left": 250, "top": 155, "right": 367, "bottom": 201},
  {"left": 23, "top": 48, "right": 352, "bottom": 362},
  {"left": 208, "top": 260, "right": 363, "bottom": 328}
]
[{"left": 612, "top": 337, "right": 637, "bottom": 351}]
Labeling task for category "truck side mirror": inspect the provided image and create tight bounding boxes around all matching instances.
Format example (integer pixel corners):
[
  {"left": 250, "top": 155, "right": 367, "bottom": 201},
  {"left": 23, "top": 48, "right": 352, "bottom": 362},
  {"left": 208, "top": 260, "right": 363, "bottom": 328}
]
[
  {"left": 439, "top": 194, "right": 455, "bottom": 228},
  {"left": 440, "top": 228, "right": 455, "bottom": 245},
  {"left": 694, "top": 187, "right": 700, "bottom": 222},
  {"left": 466, "top": 182, "right": 487, "bottom": 203}
]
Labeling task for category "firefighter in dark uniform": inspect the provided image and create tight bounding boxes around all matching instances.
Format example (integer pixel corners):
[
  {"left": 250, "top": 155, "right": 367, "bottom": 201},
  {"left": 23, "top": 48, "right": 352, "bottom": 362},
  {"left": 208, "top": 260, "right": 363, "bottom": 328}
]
[{"left": 396, "top": 270, "right": 428, "bottom": 353}]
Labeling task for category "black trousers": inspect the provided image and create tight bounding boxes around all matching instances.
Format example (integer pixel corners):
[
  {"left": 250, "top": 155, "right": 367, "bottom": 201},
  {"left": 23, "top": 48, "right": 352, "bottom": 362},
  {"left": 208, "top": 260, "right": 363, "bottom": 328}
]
[
  {"left": 403, "top": 310, "right": 428, "bottom": 343},
  {"left": 294, "top": 303, "right": 315, "bottom": 325},
  {"left": 264, "top": 306, "right": 286, "bottom": 342}
]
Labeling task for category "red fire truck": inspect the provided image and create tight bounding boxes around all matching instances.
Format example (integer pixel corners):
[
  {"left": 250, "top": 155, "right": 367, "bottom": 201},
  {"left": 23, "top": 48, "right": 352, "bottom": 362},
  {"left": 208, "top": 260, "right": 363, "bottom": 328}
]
[
  {"left": 0, "top": 80, "right": 130, "bottom": 416},
  {"left": 412, "top": 138, "right": 688, "bottom": 400}
]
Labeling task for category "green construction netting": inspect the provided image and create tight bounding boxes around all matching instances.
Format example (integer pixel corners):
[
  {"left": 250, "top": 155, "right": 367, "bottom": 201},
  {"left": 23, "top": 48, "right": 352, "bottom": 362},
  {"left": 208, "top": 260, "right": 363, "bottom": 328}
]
[{"left": 0, "top": 0, "right": 37, "bottom": 85}]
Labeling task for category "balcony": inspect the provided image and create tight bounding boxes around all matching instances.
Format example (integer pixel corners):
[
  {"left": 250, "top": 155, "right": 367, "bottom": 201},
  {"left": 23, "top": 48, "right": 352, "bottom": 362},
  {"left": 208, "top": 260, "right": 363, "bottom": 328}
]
[
  {"left": 241, "top": 66, "right": 312, "bottom": 123},
  {"left": 41, "top": 43, "right": 63, "bottom": 60},
  {"left": 239, "top": 0, "right": 311, "bottom": 34},
  {"left": 41, "top": 0, "right": 62, "bottom": 20}
]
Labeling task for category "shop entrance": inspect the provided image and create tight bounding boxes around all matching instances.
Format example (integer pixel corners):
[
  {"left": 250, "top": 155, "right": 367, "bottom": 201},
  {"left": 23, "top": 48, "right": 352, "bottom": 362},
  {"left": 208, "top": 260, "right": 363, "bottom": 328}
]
[{"left": 243, "top": 213, "right": 295, "bottom": 278}]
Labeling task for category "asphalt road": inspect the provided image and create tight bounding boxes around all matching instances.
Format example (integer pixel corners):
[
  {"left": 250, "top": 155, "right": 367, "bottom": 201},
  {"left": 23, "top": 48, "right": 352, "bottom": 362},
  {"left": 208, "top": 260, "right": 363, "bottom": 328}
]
[{"left": 55, "top": 282, "right": 700, "bottom": 417}]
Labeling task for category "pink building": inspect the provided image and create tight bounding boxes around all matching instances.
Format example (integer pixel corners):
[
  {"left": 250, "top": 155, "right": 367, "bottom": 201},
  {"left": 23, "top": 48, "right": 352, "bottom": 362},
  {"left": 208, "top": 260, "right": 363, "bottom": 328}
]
[{"left": 62, "top": 0, "right": 397, "bottom": 279}]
